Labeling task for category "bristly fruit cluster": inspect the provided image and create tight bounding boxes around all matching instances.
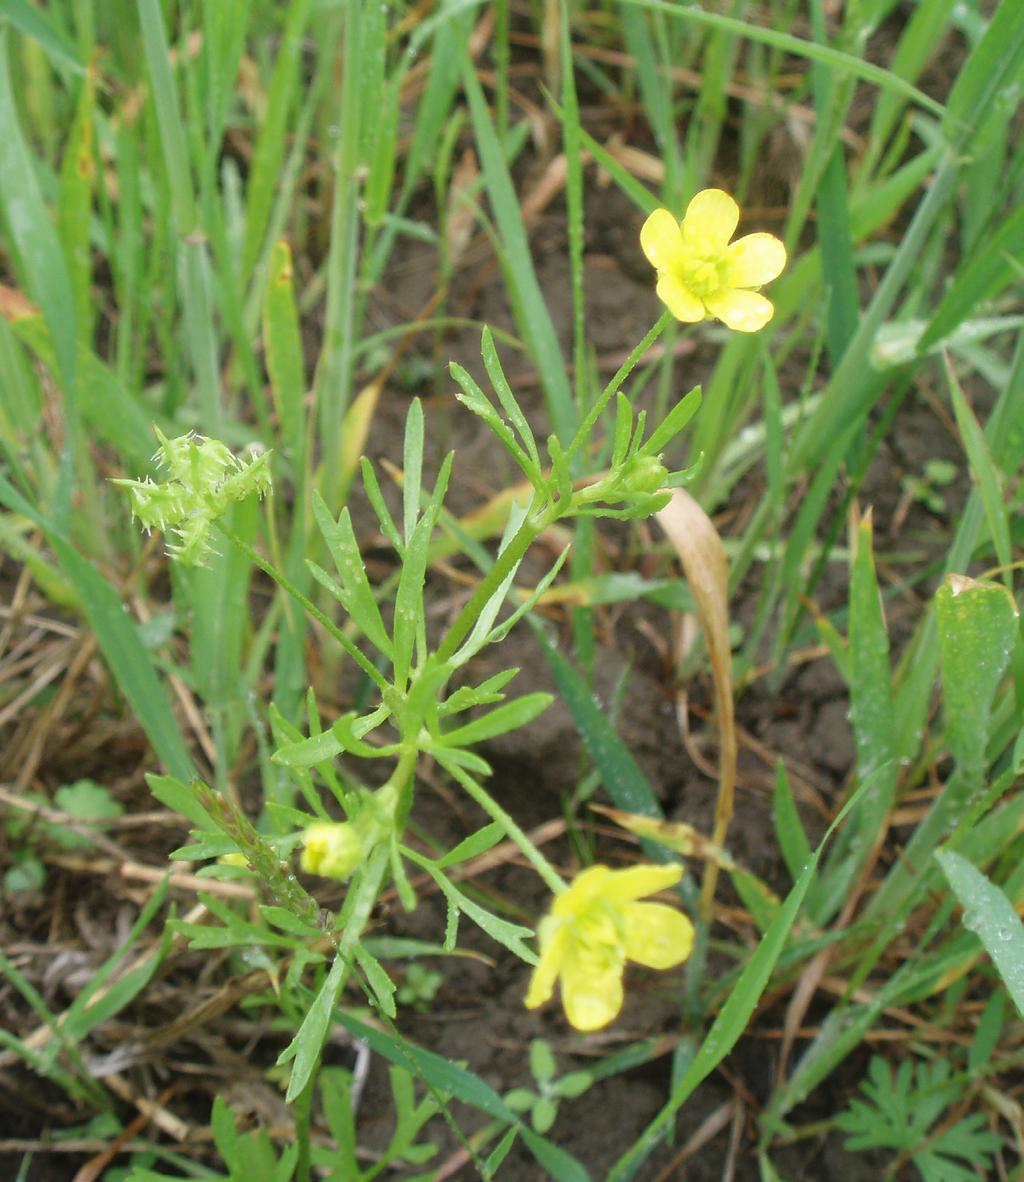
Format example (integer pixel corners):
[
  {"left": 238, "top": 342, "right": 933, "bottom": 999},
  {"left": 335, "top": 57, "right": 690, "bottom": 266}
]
[{"left": 114, "top": 428, "right": 272, "bottom": 566}]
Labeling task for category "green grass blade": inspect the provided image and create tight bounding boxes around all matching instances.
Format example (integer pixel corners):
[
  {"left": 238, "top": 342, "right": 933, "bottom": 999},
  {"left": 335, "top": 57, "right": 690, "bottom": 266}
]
[
  {"left": 264, "top": 240, "right": 307, "bottom": 467},
  {"left": 564, "top": 114, "right": 659, "bottom": 214},
  {"left": 533, "top": 624, "right": 663, "bottom": 822},
  {"left": 111, "top": 119, "right": 144, "bottom": 388},
  {"left": 334, "top": 1007, "right": 515, "bottom": 1120},
  {"left": 138, "top": 0, "right": 226, "bottom": 433},
  {"left": 920, "top": 206, "right": 1024, "bottom": 350},
  {"left": 398, "top": 0, "right": 473, "bottom": 206},
  {"left": 943, "top": 0, "right": 1024, "bottom": 149},
  {"left": 936, "top": 578, "right": 1018, "bottom": 790},
  {"left": 946, "top": 358, "right": 1013, "bottom": 585},
  {"left": 0, "top": 30, "right": 77, "bottom": 406},
  {"left": 463, "top": 59, "right": 576, "bottom": 443},
  {"left": 187, "top": 498, "right": 258, "bottom": 772},
  {"left": 609, "top": 773, "right": 878, "bottom": 1181},
  {"left": 618, "top": 0, "right": 684, "bottom": 199},
  {"left": 56, "top": 66, "right": 95, "bottom": 347},
  {"left": 315, "top": 2, "right": 364, "bottom": 498},
  {"left": 239, "top": 0, "right": 310, "bottom": 279},
  {"left": 0, "top": 0, "right": 84, "bottom": 73},
  {"left": 265, "top": 239, "right": 311, "bottom": 721},
  {"left": 935, "top": 850, "right": 1024, "bottom": 1019},
  {"left": 809, "top": 1, "right": 858, "bottom": 365},
  {"left": 0, "top": 947, "right": 99, "bottom": 1103},
  {"left": 65, "top": 878, "right": 171, "bottom": 1040},
  {"left": 137, "top": 0, "right": 196, "bottom": 232},
  {"left": 560, "top": 6, "right": 587, "bottom": 420},
  {"left": 813, "top": 515, "right": 898, "bottom": 923},
  {"left": 197, "top": 0, "right": 249, "bottom": 182},
  {"left": 868, "top": 575, "right": 1018, "bottom": 923},
  {"left": 10, "top": 315, "right": 152, "bottom": 466},
  {"left": 857, "top": 0, "right": 958, "bottom": 183},
  {"left": 619, "top": 0, "right": 945, "bottom": 119},
  {"left": 772, "top": 760, "right": 811, "bottom": 887},
  {"left": 788, "top": 151, "right": 958, "bottom": 471},
  {"left": 0, "top": 513, "right": 77, "bottom": 608},
  {"left": 0, "top": 473, "right": 194, "bottom": 780}
]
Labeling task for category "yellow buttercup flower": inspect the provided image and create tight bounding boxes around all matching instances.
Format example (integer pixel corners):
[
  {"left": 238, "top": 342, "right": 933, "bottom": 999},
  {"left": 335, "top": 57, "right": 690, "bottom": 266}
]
[
  {"left": 525, "top": 863, "right": 694, "bottom": 1031},
  {"left": 641, "top": 189, "right": 786, "bottom": 332}
]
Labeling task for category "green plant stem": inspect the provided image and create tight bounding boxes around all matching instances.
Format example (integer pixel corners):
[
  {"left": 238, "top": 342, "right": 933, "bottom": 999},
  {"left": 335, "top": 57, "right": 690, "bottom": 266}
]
[
  {"left": 434, "top": 353, "right": 676, "bottom": 665},
  {"left": 384, "top": 744, "right": 420, "bottom": 831},
  {"left": 433, "top": 509, "right": 549, "bottom": 664},
  {"left": 217, "top": 523, "right": 388, "bottom": 694},
  {"left": 566, "top": 311, "right": 671, "bottom": 463},
  {"left": 285, "top": 844, "right": 391, "bottom": 1102},
  {"left": 293, "top": 1070, "right": 315, "bottom": 1182},
  {"left": 446, "top": 762, "right": 566, "bottom": 895}
]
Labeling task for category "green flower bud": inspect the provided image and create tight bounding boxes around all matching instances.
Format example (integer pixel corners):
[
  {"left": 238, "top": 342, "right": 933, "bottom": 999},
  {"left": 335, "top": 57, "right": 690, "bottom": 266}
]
[
  {"left": 621, "top": 455, "right": 669, "bottom": 496},
  {"left": 300, "top": 822, "right": 365, "bottom": 880}
]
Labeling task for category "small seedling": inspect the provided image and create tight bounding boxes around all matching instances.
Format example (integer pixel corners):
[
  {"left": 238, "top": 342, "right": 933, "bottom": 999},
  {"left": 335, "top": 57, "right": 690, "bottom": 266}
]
[
  {"left": 396, "top": 961, "right": 444, "bottom": 1011},
  {"left": 504, "top": 1039, "right": 593, "bottom": 1134},
  {"left": 900, "top": 458, "right": 959, "bottom": 515},
  {"left": 836, "top": 1054, "right": 1001, "bottom": 1182},
  {"left": 3, "top": 780, "right": 123, "bottom": 894}
]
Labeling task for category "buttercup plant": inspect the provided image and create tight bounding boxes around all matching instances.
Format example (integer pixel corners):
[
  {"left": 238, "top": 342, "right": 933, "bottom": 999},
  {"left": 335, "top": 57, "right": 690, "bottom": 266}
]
[
  {"left": 119, "top": 194, "right": 782, "bottom": 1151},
  {"left": 3, "top": 0, "right": 1019, "bottom": 1174}
]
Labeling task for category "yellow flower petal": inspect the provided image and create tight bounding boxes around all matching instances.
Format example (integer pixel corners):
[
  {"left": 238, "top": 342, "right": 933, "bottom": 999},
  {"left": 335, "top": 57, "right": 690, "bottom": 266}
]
[
  {"left": 525, "top": 918, "right": 566, "bottom": 1009},
  {"left": 552, "top": 864, "right": 610, "bottom": 917},
  {"left": 561, "top": 952, "right": 625, "bottom": 1031},
  {"left": 622, "top": 901, "right": 694, "bottom": 969},
  {"left": 704, "top": 289, "right": 775, "bottom": 333},
  {"left": 603, "top": 863, "right": 683, "bottom": 903},
  {"left": 722, "top": 233, "right": 786, "bottom": 288},
  {"left": 639, "top": 208, "right": 684, "bottom": 272},
  {"left": 656, "top": 273, "right": 704, "bottom": 323},
  {"left": 681, "top": 188, "right": 739, "bottom": 254}
]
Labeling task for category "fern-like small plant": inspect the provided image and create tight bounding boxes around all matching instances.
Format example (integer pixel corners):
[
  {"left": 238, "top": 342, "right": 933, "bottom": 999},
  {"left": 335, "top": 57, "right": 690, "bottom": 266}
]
[{"left": 836, "top": 1055, "right": 1000, "bottom": 1182}]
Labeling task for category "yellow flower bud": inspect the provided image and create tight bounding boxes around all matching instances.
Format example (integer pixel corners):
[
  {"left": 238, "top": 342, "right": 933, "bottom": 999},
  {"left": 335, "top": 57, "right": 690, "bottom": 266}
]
[{"left": 300, "top": 822, "right": 365, "bottom": 880}]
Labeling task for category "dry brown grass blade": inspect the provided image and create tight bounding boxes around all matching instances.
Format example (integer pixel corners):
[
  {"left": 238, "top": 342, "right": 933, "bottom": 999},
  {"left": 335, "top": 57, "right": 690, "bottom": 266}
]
[
  {"left": 778, "top": 788, "right": 886, "bottom": 1079},
  {"left": 590, "top": 803, "right": 737, "bottom": 870},
  {"left": 445, "top": 148, "right": 479, "bottom": 269},
  {"left": 7, "top": 633, "right": 99, "bottom": 787},
  {"left": 0, "top": 901, "right": 238, "bottom": 1073},
  {"left": 649, "top": 1097, "right": 740, "bottom": 1182},
  {"left": 655, "top": 489, "right": 737, "bottom": 921},
  {"left": 0, "top": 281, "right": 39, "bottom": 321},
  {"left": 72, "top": 1083, "right": 182, "bottom": 1180}
]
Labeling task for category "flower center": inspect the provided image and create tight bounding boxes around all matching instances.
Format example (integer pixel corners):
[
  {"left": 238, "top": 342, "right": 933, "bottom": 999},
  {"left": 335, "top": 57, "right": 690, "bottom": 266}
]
[
  {"left": 678, "top": 251, "right": 725, "bottom": 299},
  {"left": 570, "top": 899, "right": 626, "bottom": 966}
]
